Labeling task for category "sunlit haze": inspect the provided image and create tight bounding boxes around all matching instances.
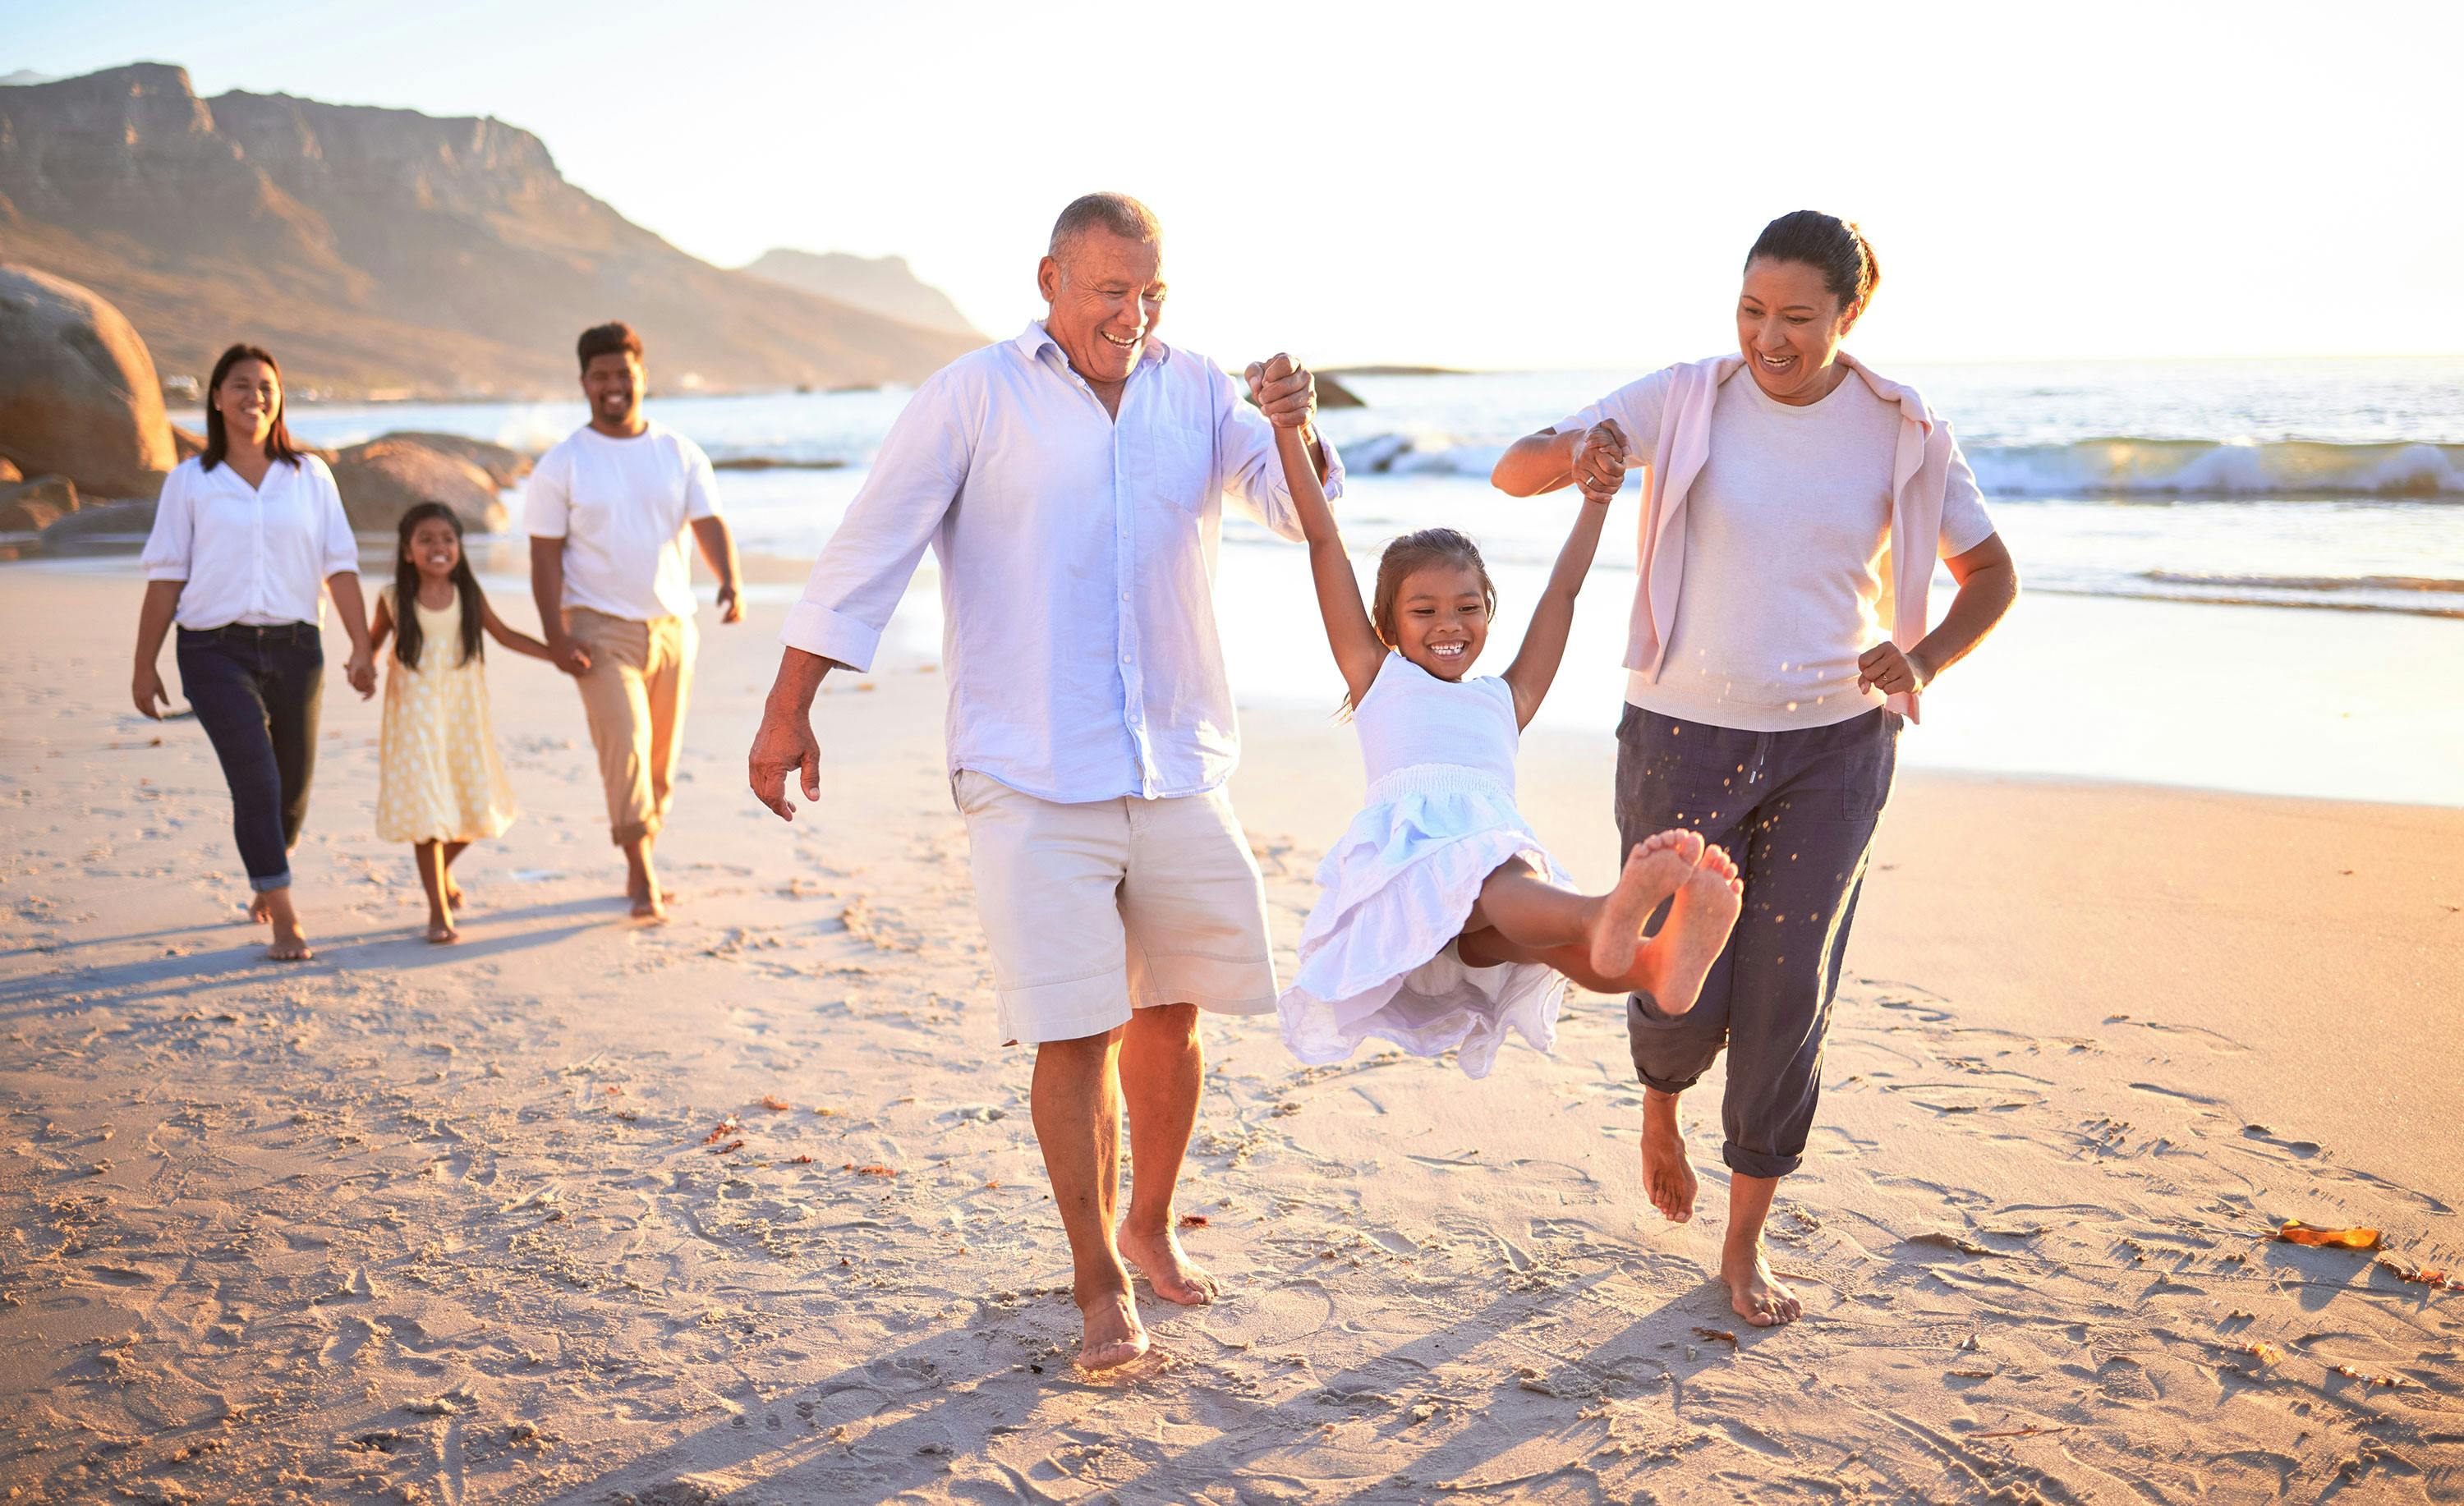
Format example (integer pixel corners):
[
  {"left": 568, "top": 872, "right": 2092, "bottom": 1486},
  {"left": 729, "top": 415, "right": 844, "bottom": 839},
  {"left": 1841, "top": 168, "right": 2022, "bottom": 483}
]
[{"left": 8, "top": 0, "right": 2459, "bottom": 368}]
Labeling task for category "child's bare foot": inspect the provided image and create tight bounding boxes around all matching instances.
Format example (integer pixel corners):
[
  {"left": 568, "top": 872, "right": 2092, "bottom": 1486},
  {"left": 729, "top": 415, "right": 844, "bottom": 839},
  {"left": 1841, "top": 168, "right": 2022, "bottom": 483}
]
[
  {"left": 444, "top": 879, "right": 465, "bottom": 909},
  {"left": 1073, "top": 1271, "right": 1150, "bottom": 1372},
  {"left": 1634, "top": 844, "right": 1742, "bottom": 1017},
  {"left": 1639, "top": 1088, "right": 1697, "bottom": 1223},
  {"left": 1588, "top": 838, "right": 1699, "bottom": 980},
  {"left": 628, "top": 884, "right": 667, "bottom": 921},
  {"left": 425, "top": 909, "right": 458, "bottom": 944},
  {"left": 1117, "top": 1219, "right": 1221, "bottom": 1306},
  {"left": 1722, "top": 1241, "right": 1803, "bottom": 1327}
]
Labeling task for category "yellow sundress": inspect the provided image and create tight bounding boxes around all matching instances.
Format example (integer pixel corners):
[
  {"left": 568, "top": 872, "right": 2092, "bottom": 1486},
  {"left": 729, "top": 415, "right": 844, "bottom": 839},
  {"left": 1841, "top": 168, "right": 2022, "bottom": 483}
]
[{"left": 375, "top": 585, "right": 517, "bottom": 843}]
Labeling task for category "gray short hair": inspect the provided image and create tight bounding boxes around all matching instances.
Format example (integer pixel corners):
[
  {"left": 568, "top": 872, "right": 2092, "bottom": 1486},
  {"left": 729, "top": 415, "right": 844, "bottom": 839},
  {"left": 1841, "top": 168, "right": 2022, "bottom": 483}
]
[{"left": 1049, "top": 192, "right": 1162, "bottom": 259}]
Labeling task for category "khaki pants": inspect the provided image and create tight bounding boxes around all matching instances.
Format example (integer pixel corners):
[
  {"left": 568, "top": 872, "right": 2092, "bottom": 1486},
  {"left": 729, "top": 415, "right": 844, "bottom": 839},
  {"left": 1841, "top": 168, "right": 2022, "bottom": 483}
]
[{"left": 564, "top": 608, "right": 695, "bottom": 845}]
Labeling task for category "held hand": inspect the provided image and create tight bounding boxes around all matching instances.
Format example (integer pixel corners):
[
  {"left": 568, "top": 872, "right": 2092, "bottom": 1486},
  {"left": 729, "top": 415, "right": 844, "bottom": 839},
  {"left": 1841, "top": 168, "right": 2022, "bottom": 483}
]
[
  {"left": 549, "top": 636, "right": 592, "bottom": 677},
  {"left": 1857, "top": 641, "right": 1933, "bottom": 697},
  {"left": 346, "top": 650, "right": 377, "bottom": 700},
  {"left": 747, "top": 703, "right": 822, "bottom": 822},
  {"left": 717, "top": 581, "right": 744, "bottom": 625},
  {"left": 132, "top": 665, "right": 170, "bottom": 720},
  {"left": 1243, "top": 351, "right": 1318, "bottom": 431},
  {"left": 1569, "top": 420, "right": 1630, "bottom": 502}
]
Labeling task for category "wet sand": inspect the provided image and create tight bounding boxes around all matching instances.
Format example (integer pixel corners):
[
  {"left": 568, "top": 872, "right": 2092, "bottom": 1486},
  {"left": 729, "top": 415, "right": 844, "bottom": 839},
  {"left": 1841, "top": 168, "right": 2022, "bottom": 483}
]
[{"left": 3, "top": 563, "right": 2459, "bottom": 1504}]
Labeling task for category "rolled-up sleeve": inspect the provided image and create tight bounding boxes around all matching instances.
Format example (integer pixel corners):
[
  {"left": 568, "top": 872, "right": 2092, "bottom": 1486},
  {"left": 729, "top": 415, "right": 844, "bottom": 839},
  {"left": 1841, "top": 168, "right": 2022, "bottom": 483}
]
[
  {"left": 779, "top": 369, "right": 972, "bottom": 672},
  {"left": 1935, "top": 419, "right": 1997, "bottom": 557},
  {"left": 1215, "top": 362, "right": 1343, "bottom": 543},
  {"left": 311, "top": 459, "right": 357, "bottom": 576},
  {"left": 140, "top": 465, "right": 194, "bottom": 581}
]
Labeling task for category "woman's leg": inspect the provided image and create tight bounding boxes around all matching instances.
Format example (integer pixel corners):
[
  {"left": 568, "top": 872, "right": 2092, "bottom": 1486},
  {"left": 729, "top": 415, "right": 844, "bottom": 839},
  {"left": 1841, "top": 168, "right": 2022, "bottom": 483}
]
[
  {"left": 1710, "top": 709, "right": 1898, "bottom": 1327},
  {"left": 177, "top": 632, "right": 310, "bottom": 959},
  {"left": 415, "top": 841, "right": 455, "bottom": 942},
  {"left": 441, "top": 842, "right": 470, "bottom": 907}
]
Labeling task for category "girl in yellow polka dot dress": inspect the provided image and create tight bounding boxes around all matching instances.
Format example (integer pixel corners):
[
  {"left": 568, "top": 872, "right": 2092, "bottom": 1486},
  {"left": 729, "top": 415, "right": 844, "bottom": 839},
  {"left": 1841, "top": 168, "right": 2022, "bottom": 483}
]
[{"left": 369, "top": 503, "right": 554, "bottom": 942}]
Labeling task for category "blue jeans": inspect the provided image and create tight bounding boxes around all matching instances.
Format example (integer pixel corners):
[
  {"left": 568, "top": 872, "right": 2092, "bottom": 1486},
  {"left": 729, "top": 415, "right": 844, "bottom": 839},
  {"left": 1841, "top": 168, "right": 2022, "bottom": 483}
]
[
  {"left": 176, "top": 622, "right": 324, "bottom": 893},
  {"left": 1615, "top": 705, "right": 1901, "bottom": 1180}
]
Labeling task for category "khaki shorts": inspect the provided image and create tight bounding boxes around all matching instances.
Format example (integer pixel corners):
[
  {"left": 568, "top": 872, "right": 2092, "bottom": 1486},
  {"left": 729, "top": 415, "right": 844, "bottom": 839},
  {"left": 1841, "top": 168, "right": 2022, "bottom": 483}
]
[{"left": 954, "top": 769, "right": 1277, "bottom": 1045}]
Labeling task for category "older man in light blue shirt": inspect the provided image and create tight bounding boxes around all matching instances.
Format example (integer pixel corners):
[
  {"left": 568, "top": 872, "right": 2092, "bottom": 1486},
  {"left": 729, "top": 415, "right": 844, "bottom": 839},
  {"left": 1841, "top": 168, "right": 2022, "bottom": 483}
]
[{"left": 749, "top": 192, "right": 1338, "bottom": 1373}]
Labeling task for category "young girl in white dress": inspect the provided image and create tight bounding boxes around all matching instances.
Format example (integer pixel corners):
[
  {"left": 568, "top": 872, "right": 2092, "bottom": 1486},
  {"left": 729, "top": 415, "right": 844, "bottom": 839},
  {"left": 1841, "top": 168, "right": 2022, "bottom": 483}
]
[
  {"left": 369, "top": 503, "right": 554, "bottom": 943},
  {"left": 1269, "top": 411, "right": 1745, "bottom": 1077}
]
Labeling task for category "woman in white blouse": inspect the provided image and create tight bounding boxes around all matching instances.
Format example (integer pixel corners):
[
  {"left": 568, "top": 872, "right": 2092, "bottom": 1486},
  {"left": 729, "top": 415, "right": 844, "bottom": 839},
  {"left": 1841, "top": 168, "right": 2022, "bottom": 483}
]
[{"left": 133, "top": 344, "right": 375, "bottom": 961}]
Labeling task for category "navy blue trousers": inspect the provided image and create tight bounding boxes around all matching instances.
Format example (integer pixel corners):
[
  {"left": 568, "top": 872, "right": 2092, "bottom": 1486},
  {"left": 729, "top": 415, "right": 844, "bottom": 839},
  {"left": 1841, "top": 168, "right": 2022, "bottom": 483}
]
[
  {"left": 1615, "top": 705, "right": 1900, "bottom": 1179},
  {"left": 176, "top": 622, "right": 324, "bottom": 893}
]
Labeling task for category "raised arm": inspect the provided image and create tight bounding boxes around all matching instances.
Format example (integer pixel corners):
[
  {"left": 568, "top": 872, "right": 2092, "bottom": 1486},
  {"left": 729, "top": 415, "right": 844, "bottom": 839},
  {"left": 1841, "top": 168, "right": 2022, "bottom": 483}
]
[
  {"left": 1501, "top": 423, "right": 1625, "bottom": 727},
  {"left": 1268, "top": 395, "right": 1385, "bottom": 707},
  {"left": 1492, "top": 418, "right": 1630, "bottom": 499}
]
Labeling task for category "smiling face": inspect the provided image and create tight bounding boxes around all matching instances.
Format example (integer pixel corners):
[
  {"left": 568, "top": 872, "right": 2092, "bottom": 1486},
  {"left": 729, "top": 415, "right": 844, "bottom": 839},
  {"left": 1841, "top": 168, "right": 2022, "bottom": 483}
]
[
  {"left": 1737, "top": 256, "right": 1861, "bottom": 405},
  {"left": 582, "top": 351, "right": 646, "bottom": 433},
  {"left": 215, "top": 358, "right": 280, "bottom": 448},
  {"left": 1037, "top": 226, "right": 1165, "bottom": 388},
  {"left": 404, "top": 514, "right": 462, "bottom": 581},
  {"left": 1391, "top": 563, "right": 1492, "bottom": 680}
]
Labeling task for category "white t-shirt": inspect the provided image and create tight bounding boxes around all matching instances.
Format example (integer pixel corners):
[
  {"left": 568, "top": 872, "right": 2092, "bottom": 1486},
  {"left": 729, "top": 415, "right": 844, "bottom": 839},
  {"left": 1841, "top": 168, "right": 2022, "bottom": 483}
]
[
  {"left": 140, "top": 454, "right": 359, "bottom": 630},
  {"left": 1560, "top": 365, "right": 1995, "bottom": 732},
  {"left": 525, "top": 422, "right": 721, "bottom": 622}
]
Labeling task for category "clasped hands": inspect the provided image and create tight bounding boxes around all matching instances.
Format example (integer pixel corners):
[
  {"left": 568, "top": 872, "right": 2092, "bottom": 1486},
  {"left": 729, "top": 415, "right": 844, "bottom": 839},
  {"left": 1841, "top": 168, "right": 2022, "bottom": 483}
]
[
  {"left": 1568, "top": 420, "right": 1629, "bottom": 504},
  {"left": 1243, "top": 353, "right": 1317, "bottom": 433}
]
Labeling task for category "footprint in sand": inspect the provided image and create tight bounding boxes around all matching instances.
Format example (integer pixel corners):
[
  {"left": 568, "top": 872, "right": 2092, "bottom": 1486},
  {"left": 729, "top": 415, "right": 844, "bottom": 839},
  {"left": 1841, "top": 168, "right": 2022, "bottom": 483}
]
[{"left": 1203, "top": 1282, "right": 1335, "bottom": 1348}]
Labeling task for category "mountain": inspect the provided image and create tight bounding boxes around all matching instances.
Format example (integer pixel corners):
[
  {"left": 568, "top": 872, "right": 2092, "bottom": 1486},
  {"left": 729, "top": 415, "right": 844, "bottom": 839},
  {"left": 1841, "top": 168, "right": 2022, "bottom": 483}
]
[
  {"left": 740, "top": 250, "right": 984, "bottom": 341},
  {"left": 0, "top": 71, "right": 57, "bottom": 87},
  {"left": 0, "top": 64, "right": 980, "bottom": 397}
]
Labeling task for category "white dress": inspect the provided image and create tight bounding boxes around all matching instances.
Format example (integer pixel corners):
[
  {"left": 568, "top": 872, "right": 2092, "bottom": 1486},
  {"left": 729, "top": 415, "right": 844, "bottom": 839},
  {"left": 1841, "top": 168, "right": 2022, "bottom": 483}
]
[{"left": 1278, "top": 654, "right": 1573, "bottom": 1078}]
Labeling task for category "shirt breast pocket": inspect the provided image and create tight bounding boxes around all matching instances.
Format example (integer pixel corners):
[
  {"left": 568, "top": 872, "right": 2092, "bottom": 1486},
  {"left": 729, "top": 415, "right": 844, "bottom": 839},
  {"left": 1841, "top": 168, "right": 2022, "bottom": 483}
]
[{"left": 1137, "top": 421, "right": 1216, "bottom": 517}]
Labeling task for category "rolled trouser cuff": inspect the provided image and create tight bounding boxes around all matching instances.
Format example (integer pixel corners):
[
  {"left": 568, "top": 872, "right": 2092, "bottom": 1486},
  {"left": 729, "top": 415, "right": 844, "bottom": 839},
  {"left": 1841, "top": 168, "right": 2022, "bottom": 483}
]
[
  {"left": 248, "top": 870, "right": 293, "bottom": 893},
  {"left": 1627, "top": 992, "right": 1717, "bottom": 1094},
  {"left": 1722, "top": 1140, "right": 1802, "bottom": 1179}
]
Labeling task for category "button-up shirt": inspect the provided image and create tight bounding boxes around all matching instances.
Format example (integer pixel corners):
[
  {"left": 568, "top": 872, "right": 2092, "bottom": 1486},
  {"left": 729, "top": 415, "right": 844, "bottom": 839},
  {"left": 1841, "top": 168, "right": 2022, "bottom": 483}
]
[
  {"left": 140, "top": 454, "right": 359, "bottom": 629},
  {"left": 781, "top": 322, "right": 1344, "bottom": 803}
]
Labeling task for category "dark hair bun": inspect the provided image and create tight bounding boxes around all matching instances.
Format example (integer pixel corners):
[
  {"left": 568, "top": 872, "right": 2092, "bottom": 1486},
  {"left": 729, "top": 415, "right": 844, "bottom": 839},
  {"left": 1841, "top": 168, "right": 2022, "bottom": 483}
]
[{"left": 1745, "top": 211, "right": 1878, "bottom": 312}]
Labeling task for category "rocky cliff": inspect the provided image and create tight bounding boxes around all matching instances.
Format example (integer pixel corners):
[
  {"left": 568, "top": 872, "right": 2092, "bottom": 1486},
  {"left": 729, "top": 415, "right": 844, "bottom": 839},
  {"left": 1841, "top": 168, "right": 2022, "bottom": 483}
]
[
  {"left": 0, "top": 64, "right": 979, "bottom": 397},
  {"left": 741, "top": 250, "right": 984, "bottom": 341}
]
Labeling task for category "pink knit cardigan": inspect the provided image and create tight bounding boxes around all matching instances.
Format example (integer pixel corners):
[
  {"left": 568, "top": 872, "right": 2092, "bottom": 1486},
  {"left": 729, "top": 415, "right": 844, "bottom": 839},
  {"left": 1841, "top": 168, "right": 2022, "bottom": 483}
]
[{"left": 1625, "top": 351, "right": 1959, "bottom": 722}]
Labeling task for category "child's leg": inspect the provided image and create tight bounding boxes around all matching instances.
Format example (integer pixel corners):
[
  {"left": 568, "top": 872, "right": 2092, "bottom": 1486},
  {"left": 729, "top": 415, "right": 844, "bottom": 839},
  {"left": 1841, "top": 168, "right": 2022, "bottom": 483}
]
[
  {"left": 1533, "top": 846, "right": 1740, "bottom": 1007},
  {"left": 414, "top": 841, "right": 456, "bottom": 943},
  {"left": 441, "top": 841, "right": 470, "bottom": 907},
  {"left": 1464, "top": 831, "right": 1702, "bottom": 981}
]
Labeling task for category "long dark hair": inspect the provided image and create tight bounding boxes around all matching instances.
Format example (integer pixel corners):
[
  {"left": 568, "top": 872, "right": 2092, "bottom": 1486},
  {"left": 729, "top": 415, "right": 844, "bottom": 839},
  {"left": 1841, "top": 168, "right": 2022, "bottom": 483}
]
[
  {"left": 393, "top": 503, "right": 485, "bottom": 669},
  {"left": 200, "top": 343, "right": 306, "bottom": 472}
]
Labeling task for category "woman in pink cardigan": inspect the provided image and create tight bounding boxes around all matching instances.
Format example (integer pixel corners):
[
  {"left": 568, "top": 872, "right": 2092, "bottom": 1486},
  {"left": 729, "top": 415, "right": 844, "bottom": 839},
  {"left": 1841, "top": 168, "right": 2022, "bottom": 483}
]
[{"left": 1492, "top": 211, "right": 2020, "bottom": 1327}]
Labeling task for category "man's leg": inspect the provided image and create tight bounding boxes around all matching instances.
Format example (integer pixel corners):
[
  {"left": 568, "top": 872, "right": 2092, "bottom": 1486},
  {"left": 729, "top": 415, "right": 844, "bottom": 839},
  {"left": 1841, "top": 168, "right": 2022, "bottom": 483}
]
[
  {"left": 1032, "top": 1026, "right": 1144, "bottom": 1370},
  {"left": 1116, "top": 1002, "right": 1215, "bottom": 1305},
  {"left": 953, "top": 773, "right": 1147, "bottom": 1369},
  {"left": 566, "top": 611, "right": 662, "bottom": 915},
  {"left": 1713, "top": 708, "right": 1897, "bottom": 1327},
  {"left": 1113, "top": 783, "right": 1278, "bottom": 1305}
]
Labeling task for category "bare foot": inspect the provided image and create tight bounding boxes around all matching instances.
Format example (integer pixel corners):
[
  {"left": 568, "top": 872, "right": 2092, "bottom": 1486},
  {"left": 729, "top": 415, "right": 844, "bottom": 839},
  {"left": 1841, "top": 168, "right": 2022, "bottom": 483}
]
[
  {"left": 1639, "top": 1089, "right": 1696, "bottom": 1224},
  {"left": 1073, "top": 1279, "right": 1150, "bottom": 1372},
  {"left": 267, "top": 924, "right": 314, "bottom": 962},
  {"left": 1117, "top": 1219, "right": 1221, "bottom": 1306},
  {"left": 1722, "top": 1242, "right": 1803, "bottom": 1327},
  {"left": 425, "top": 920, "right": 459, "bottom": 944},
  {"left": 1633, "top": 844, "right": 1743, "bottom": 1017},
  {"left": 444, "top": 880, "right": 466, "bottom": 909},
  {"left": 627, "top": 881, "right": 667, "bottom": 921},
  {"left": 1588, "top": 837, "right": 1699, "bottom": 980},
  {"left": 249, "top": 892, "right": 274, "bottom": 925}
]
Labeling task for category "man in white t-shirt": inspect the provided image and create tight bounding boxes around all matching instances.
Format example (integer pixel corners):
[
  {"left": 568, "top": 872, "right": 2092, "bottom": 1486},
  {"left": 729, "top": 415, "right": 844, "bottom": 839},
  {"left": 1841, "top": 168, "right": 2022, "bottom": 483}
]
[{"left": 527, "top": 321, "right": 742, "bottom": 919}]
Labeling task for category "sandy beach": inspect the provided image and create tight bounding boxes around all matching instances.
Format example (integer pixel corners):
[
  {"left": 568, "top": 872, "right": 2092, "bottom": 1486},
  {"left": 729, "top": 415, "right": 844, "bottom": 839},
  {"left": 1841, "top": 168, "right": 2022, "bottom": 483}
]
[{"left": 4, "top": 561, "right": 2461, "bottom": 1505}]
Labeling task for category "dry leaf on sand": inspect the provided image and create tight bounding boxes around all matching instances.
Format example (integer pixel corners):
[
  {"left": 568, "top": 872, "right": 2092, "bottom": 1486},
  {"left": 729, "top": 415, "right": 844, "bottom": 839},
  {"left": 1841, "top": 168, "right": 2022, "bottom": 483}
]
[
  {"left": 1178, "top": 1214, "right": 1211, "bottom": 1229},
  {"left": 1692, "top": 1327, "right": 1739, "bottom": 1348},
  {"left": 2277, "top": 1221, "right": 2380, "bottom": 1249},
  {"left": 757, "top": 1095, "right": 792, "bottom": 1112}
]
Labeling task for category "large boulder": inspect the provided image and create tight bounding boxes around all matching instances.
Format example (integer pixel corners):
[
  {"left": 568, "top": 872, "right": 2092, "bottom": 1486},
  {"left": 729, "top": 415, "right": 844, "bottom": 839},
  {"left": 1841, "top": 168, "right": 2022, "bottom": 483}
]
[
  {"left": 0, "top": 457, "right": 20, "bottom": 485},
  {"left": 0, "top": 265, "right": 177, "bottom": 498},
  {"left": 38, "top": 497, "right": 156, "bottom": 553},
  {"left": 329, "top": 438, "right": 508, "bottom": 534},
  {"left": 375, "top": 431, "right": 531, "bottom": 489},
  {"left": 169, "top": 423, "right": 207, "bottom": 461},
  {"left": 0, "top": 475, "right": 78, "bottom": 532}
]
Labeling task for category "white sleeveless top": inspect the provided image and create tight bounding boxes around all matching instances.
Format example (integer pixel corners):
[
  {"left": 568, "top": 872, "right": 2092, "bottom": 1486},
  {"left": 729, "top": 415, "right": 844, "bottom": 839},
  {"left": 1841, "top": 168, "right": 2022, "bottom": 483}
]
[{"left": 1354, "top": 653, "right": 1521, "bottom": 800}]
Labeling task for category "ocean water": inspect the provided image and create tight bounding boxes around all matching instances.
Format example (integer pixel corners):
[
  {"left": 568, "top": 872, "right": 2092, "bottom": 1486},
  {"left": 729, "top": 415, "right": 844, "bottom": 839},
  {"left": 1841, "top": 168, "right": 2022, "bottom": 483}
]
[{"left": 258, "top": 357, "right": 2464, "bottom": 805}]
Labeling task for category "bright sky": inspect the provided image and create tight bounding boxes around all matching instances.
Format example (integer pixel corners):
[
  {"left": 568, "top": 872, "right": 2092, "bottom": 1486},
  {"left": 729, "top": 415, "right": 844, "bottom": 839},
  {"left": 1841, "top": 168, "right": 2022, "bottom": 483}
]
[{"left": 10, "top": 0, "right": 2457, "bottom": 369}]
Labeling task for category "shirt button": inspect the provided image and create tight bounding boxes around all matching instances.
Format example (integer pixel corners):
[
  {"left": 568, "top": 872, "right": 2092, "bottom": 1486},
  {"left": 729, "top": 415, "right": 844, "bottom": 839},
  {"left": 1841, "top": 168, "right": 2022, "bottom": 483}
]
[{"left": 1121, "top": 654, "right": 1132, "bottom": 664}]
